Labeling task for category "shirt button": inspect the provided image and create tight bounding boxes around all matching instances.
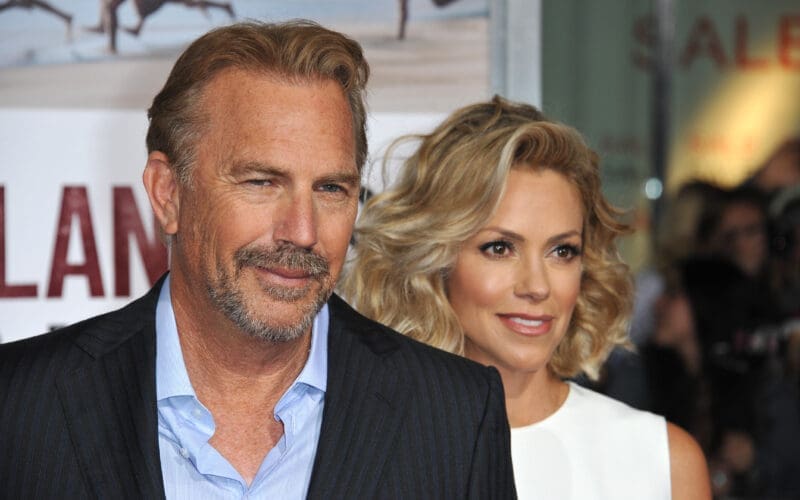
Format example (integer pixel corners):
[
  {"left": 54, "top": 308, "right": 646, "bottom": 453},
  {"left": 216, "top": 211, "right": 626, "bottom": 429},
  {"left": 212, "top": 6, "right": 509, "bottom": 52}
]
[
  {"left": 179, "top": 447, "right": 190, "bottom": 459},
  {"left": 191, "top": 408, "right": 203, "bottom": 418}
]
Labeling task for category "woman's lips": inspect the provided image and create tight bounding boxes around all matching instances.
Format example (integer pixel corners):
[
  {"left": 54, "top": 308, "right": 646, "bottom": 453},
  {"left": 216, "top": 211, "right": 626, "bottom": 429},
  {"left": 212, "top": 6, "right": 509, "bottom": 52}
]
[{"left": 498, "top": 314, "right": 553, "bottom": 336}]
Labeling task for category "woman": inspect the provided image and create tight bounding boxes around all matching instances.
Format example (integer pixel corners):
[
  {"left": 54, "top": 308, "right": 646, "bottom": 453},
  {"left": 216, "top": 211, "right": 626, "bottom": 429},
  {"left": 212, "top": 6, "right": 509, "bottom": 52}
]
[{"left": 341, "top": 96, "right": 710, "bottom": 499}]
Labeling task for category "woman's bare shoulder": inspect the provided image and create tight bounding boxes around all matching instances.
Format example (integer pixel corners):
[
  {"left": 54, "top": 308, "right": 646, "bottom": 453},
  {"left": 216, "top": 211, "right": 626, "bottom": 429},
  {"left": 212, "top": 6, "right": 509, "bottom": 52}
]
[{"left": 667, "top": 422, "right": 712, "bottom": 500}]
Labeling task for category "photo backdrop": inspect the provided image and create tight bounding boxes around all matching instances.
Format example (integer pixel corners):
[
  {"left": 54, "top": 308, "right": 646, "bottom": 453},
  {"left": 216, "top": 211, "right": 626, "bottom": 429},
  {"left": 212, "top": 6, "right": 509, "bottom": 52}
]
[{"left": 0, "top": 0, "right": 485, "bottom": 342}]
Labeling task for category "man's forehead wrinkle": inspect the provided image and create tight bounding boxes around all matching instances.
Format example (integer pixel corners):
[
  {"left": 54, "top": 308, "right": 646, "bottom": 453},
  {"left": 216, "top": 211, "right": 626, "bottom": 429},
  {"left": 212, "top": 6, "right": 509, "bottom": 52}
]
[{"left": 191, "top": 71, "right": 357, "bottom": 184}]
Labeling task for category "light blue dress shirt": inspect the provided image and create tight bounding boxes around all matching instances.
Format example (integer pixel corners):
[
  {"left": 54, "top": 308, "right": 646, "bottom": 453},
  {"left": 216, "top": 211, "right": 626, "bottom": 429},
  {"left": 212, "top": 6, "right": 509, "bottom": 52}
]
[{"left": 155, "top": 275, "right": 328, "bottom": 499}]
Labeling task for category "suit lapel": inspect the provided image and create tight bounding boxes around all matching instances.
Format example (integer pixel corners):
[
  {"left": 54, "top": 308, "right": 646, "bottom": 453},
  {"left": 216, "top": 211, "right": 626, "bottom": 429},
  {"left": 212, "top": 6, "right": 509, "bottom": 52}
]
[
  {"left": 57, "top": 281, "right": 166, "bottom": 499},
  {"left": 307, "top": 295, "right": 410, "bottom": 498},
  {"left": 54, "top": 286, "right": 405, "bottom": 498}
]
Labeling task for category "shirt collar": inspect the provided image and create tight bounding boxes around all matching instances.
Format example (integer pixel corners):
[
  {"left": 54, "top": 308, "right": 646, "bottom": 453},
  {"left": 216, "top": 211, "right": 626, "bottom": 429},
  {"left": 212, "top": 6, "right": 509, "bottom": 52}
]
[
  {"left": 295, "top": 300, "right": 328, "bottom": 393},
  {"left": 155, "top": 274, "right": 329, "bottom": 401}
]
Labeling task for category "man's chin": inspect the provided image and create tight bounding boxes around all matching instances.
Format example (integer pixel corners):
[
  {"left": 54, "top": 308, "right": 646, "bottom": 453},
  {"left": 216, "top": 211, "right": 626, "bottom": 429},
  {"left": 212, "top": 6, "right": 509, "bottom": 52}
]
[
  {"left": 247, "top": 326, "right": 309, "bottom": 344},
  {"left": 244, "top": 289, "right": 330, "bottom": 338}
]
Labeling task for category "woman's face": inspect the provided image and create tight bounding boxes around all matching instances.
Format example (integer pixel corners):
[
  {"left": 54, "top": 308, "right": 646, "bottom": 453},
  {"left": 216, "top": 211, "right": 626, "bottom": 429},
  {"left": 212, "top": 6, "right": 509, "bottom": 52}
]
[{"left": 448, "top": 168, "right": 584, "bottom": 376}]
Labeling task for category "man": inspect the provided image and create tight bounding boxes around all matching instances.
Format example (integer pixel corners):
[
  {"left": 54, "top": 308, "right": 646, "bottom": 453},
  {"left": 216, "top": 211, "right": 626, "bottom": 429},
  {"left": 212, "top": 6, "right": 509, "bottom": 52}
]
[{"left": 0, "top": 21, "right": 516, "bottom": 499}]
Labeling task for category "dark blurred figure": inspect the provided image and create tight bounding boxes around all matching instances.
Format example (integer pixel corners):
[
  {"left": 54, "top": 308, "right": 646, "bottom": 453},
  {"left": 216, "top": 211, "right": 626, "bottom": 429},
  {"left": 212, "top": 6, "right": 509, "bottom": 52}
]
[
  {"left": 707, "top": 187, "right": 771, "bottom": 281},
  {"left": 605, "top": 181, "right": 725, "bottom": 412},
  {"left": 628, "top": 181, "right": 726, "bottom": 348},
  {"left": 745, "top": 137, "right": 800, "bottom": 198},
  {"left": 87, "top": 0, "right": 235, "bottom": 54},
  {"left": 0, "top": 0, "right": 72, "bottom": 38},
  {"left": 698, "top": 180, "right": 800, "bottom": 500},
  {"left": 644, "top": 257, "right": 799, "bottom": 499},
  {"left": 760, "top": 185, "right": 800, "bottom": 500},
  {"left": 768, "top": 185, "right": 800, "bottom": 319},
  {"left": 606, "top": 176, "right": 800, "bottom": 499},
  {"left": 640, "top": 264, "right": 708, "bottom": 443},
  {"left": 396, "top": 0, "right": 459, "bottom": 39}
]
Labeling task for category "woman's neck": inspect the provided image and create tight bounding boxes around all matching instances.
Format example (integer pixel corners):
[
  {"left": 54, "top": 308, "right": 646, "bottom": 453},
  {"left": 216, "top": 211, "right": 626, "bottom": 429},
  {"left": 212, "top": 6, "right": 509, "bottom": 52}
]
[{"left": 500, "top": 367, "right": 569, "bottom": 428}]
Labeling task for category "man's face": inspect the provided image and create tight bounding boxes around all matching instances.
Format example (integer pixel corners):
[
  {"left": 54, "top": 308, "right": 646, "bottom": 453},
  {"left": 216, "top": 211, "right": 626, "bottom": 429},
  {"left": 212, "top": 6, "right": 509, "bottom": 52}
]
[{"left": 168, "top": 69, "right": 359, "bottom": 342}]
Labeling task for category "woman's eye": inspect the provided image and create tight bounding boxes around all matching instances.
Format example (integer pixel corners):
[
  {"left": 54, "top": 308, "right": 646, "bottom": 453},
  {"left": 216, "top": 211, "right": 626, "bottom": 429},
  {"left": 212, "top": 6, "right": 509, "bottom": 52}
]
[
  {"left": 480, "top": 241, "right": 513, "bottom": 256},
  {"left": 554, "top": 244, "right": 581, "bottom": 260}
]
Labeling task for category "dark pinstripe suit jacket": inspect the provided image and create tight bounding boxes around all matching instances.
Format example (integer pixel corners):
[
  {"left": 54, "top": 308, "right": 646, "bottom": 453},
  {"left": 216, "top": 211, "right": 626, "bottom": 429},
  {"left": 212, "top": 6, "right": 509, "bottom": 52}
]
[{"left": 0, "top": 277, "right": 516, "bottom": 499}]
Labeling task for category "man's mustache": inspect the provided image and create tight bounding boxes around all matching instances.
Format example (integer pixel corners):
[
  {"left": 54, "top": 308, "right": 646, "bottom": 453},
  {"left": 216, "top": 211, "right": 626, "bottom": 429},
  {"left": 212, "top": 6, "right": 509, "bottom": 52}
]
[{"left": 235, "top": 244, "right": 330, "bottom": 278}]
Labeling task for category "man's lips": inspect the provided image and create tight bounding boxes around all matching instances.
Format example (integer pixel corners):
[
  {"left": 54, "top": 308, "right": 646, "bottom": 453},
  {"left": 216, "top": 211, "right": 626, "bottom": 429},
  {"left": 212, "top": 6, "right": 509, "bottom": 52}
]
[
  {"left": 497, "top": 314, "right": 554, "bottom": 336},
  {"left": 255, "top": 265, "right": 314, "bottom": 281}
]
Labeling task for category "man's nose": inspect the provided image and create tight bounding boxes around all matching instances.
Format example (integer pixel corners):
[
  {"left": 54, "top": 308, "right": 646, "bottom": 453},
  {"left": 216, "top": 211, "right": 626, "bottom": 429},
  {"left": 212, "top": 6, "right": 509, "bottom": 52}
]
[{"left": 274, "top": 191, "right": 318, "bottom": 249}]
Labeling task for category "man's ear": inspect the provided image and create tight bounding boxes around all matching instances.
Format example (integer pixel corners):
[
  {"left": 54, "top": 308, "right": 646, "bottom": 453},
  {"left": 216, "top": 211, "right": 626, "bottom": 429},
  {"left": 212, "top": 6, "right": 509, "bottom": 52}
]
[{"left": 143, "top": 151, "right": 180, "bottom": 236}]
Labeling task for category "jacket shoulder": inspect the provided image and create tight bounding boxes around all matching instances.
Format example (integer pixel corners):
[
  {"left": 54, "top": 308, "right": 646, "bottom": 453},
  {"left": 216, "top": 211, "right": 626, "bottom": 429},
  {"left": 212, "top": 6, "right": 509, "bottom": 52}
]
[{"left": 0, "top": 277, "right": 164, "bottom": 372}]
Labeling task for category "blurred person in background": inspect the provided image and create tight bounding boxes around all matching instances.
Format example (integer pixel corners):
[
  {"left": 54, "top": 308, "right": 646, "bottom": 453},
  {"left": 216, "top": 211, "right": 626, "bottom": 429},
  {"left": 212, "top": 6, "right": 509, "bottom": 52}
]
[
  {"left": 708, "top": 187, "right": 772, "bottom": 282},
  {"left": 605, "top": 181, "right": 725, "bottom": 410},
  {"left": 767, "top": 185, "right": 800, "bottom": 319},
  {"left": 760, "top": 184, "right": 800, "bottom": 499},
  {"left": 683, "top": 254, "right": 800, "bottom": 499},
  {"left": 628, "top": 180, "right": 726, "bottom": 348},
  {"left": 601, "top": 139, "right": 800, "bottom": 499},
  {"left": 744, "top": 137, "right": 800, "bottom": 198},
  {"left": 626, "top": 184, "right": 800, "bottom": 498}
]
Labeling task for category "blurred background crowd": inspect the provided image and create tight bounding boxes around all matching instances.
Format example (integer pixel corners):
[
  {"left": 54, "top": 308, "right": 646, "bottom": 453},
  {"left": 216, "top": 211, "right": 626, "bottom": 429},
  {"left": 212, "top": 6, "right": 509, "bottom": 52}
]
[{"left": 596, "top": 137, "right": 800, "bottom": 499}]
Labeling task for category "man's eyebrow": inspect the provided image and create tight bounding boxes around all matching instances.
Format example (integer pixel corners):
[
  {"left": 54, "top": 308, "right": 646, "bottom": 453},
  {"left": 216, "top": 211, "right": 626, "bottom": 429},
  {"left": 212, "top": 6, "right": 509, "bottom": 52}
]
[
  {"left": 317, "top": 172, "right": 361, "bottom": 186},
  {"left": 230, "top": 161, "right": 286, "bottom": 176},
  {"left": 230, "top": 161, "right": 361, "bottom": 186}
]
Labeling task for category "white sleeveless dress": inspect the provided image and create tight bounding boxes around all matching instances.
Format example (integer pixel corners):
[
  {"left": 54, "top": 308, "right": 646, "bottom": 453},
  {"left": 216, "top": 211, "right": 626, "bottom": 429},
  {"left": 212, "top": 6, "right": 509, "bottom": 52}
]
[{"left": 511, "top": 382, "right": 671, "bottom": 499}]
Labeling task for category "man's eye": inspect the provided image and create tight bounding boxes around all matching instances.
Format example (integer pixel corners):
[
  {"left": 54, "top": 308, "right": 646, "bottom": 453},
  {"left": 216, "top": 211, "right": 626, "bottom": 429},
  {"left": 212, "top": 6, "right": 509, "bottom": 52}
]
[
  {"left": 319, "top": 184, "right": 345, "bottom": 193},
  {"left": 246, "top": 179, "right": 272, "bottom": 187}
]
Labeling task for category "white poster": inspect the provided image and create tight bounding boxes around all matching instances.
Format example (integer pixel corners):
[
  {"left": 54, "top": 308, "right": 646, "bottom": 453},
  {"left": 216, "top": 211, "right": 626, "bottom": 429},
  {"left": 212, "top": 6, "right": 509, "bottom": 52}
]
[{"left": 0, "top": 109, "right": 444, "bottom": 343}]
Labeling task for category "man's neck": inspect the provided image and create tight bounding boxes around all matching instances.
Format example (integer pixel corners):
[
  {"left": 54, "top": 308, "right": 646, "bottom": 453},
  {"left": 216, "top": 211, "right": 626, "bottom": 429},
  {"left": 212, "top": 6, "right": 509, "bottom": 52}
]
[
  {"left": 172, "top": 296, "right": 312, "bottom": 405},
  {"left": 169, "top": 284, "right": 314, "bottom": 485},
  {"left": 166, "top": 265, "right": 313, "bottom": 401}
]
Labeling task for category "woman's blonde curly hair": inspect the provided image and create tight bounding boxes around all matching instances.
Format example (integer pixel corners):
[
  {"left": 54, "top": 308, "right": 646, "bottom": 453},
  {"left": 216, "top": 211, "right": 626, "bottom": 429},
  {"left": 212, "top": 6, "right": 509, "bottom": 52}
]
[{"left": 340, "top": 96, "right": 632, "bottom": 380}]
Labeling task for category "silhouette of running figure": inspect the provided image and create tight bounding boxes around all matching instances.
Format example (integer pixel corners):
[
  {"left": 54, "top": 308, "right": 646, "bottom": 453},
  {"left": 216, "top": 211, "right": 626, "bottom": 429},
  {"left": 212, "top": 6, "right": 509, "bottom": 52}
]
[
  {"left": 87, "top": 0, "right": 235, "bottom": 53},
  {"left": 397, "top": 0, "right": 458, "bottom": 40},
  {"left": 0, "top": 0, "right": 73, "bottom": 39}
]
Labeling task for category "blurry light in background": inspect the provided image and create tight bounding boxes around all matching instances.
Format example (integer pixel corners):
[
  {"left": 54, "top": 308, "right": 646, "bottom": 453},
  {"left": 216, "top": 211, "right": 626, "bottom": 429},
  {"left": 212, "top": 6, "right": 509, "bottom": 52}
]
[
  {"left": 668, "top": 35, "right": 800, "bottom": 192},
  {"left": 644, "top": 177, "right": 664, "bottom": 200}
]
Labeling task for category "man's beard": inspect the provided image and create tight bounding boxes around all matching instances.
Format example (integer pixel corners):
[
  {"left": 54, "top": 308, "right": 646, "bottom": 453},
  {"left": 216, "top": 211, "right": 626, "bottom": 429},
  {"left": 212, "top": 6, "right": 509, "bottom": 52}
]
[{"left": 206, "top": 242, "right": 332, "bottom": 343}]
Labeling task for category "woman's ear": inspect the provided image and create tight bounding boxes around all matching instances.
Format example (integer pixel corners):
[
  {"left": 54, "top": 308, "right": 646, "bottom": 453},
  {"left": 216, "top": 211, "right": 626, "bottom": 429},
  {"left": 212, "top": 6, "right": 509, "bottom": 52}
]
[{"left": 142, "top": 151, "right": 180, "bottom": 236}]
